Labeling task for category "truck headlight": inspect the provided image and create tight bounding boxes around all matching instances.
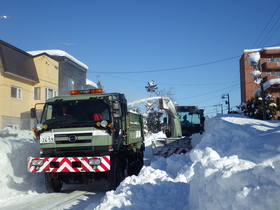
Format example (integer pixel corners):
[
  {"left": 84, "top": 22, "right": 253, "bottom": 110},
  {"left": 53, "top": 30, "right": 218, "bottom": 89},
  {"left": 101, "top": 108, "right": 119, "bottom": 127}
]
[
  {"left": 36, "top": 124, "right": 43, "bottom": 131},
  {"left": 32, "top": 159, "right": 44, "bottom": 166},
  {"left": 100, "top": 120, "right": 108, "bottom": 128},
  {"left": 89, "top": 158, "right": 101, "bottom": 166}
]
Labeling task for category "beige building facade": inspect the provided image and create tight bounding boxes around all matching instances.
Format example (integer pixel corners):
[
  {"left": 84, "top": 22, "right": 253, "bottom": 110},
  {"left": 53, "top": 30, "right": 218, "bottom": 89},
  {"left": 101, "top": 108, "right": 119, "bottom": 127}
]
[
  {"left": 0, "top": 40, "right": 59, "bottom": 130},
  {"left": 32, "top": 53, "right": 59, "bottom": 102},
  {"left": 1, "top": 39, "right": 89, "bottom": 130}
]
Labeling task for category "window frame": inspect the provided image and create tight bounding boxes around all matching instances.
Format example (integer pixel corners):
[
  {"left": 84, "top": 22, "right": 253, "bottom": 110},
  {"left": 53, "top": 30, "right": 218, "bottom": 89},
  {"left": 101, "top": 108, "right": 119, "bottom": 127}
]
[
  {"left": 68, "top": 77, "right": 74, "bottom": 91},
  {"left": 34, "top": 86, "right": 41, "bottom": 100},
  {"left": 45, "top": 87, "right": 57, "bottom": 100},
  {"left": 11, "top": 86, "right": 22, "bottom": 99}
]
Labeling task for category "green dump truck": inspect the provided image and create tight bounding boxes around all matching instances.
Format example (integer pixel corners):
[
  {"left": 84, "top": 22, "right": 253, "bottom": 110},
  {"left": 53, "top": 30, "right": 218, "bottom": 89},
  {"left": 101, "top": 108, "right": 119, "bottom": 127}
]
[{"left": 28, "top": 89, "right": 145, "bottom": 192}]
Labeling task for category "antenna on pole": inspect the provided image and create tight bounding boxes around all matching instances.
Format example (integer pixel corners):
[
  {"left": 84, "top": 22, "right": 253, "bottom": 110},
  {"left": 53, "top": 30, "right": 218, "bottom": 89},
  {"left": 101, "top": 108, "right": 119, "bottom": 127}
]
[{"left": 60, "top": 43, "right": 75, "bottom": 52}]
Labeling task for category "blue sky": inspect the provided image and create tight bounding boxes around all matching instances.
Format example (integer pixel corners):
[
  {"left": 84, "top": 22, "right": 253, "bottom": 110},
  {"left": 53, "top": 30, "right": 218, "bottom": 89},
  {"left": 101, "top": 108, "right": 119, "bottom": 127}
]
[{"left": 1, "top": 0, "right": 280, "bottom": 116}]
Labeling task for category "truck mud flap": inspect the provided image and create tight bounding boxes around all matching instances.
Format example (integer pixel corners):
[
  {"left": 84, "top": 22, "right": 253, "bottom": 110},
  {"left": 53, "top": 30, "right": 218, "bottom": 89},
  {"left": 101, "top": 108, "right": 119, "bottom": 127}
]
[{"left": 27, "top": 156, "right": 110, "bottom": 173}]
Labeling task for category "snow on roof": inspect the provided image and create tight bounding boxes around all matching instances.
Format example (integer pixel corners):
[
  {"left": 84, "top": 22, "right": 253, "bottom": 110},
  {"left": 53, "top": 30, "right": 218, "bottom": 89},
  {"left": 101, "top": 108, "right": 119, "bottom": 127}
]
[
  {"left": 244, "top": 46, "right": 280, "bottom": 53},
  {"left": 86, "top": 79, "right": 98, "bottom": 88},
  {"left": 254, "top": 78, "right": 280, "bottom": 95},
  {"left": 28, "top": 50, "right": 88, "bottom": 70}
]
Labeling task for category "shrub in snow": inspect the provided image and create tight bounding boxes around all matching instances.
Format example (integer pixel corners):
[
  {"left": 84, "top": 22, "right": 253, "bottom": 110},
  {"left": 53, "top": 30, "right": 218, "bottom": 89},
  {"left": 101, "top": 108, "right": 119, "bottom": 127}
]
[{"left": 242, "top": 94, "right": 276, "bottom": 120}]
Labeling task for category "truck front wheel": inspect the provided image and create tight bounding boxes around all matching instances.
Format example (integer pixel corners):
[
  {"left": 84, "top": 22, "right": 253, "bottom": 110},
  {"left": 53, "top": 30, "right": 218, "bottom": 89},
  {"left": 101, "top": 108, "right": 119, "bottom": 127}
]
[
  {"left": 108, "top": 158, "right": 123, "bottom": 190},
  {"left": 44, "top": 173, "right": 63, "bottom": 193}
]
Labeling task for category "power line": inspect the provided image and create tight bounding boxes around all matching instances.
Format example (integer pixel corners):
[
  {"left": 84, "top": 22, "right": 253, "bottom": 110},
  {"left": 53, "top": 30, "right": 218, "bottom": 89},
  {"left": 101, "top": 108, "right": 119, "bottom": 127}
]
[
  {"left": 259, "top": 15, "right": 280, "bottom": 47},
  {"left": 90, "top": 41, "right": 280, "bottom": 76},
  {"left": 261, "top": 23, "right": 280, "bottom": 47},
  {"left": 98, "top": 72, "right": 240, "bottom": 87},
  {"left": 175, "top": 82, "right": 240, "bottom": 101},
  {"left": 90, "top": 56, "right": 239, "bottom": 74},
  {"left": 175, "top": 81, "right": 243, "bottom": 109},
  {"left": 251, "top": 3, "right": 280, "bottom": 48}
]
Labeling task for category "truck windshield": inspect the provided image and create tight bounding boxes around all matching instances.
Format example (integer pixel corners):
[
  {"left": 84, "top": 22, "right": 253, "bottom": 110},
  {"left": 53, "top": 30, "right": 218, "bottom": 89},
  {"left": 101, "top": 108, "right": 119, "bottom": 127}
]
[
  {"left": 41, "top": 99, "right": 110, "bottom": 128},
  {"left": 176, "top": 109, "right": 202, "bottom": 125},
  {"left": 178, "top": 112, "right": 201, "bottom": 125}
]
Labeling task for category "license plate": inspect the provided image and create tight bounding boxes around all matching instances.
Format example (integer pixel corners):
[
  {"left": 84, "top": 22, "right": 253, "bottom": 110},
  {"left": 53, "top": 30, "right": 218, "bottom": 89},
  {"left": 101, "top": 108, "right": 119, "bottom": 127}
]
[{"left": 40, "top": 136, "right": 54, "bottom": 143}]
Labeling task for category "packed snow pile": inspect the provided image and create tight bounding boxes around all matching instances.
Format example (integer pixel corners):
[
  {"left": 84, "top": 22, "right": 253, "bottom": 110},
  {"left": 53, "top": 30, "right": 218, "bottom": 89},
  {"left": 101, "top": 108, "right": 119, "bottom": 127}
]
[
  {"left": 0, "top": 128, "right": 44, "bottom": 198},
  {"left": 92, "top": 114, "right": 280, "bottom": 210},
  {"left": 0, "top": 115, "right": 280, "bottom": 210}
]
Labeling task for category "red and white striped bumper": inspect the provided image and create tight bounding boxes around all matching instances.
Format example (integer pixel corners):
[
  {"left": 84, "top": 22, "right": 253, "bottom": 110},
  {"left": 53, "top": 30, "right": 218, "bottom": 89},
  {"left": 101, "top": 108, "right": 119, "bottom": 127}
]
[
  {"left": 27, "top": 156, "right": 110, "bottom": 173},
  {"left": 153, "top": 147, "right": 192, "bottom": 156}
]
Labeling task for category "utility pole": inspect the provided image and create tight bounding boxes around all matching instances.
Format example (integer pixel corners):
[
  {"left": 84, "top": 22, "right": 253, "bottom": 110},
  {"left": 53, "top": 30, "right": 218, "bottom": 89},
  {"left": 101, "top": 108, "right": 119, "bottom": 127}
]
[{"left": 222, "top": 94, "right": 230, "bottom": 114}]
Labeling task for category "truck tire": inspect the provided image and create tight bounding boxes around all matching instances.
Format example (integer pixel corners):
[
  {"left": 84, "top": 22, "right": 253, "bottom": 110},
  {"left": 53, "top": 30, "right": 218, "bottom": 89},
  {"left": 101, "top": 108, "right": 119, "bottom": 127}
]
[
  {"left": 134, "top": 150, "right": 144, "bottom": 175},
  {"left": 44, "top": 173, "right": 63, "bottom": 193},
  {"left": 127, "top": 150, "right": 144, "bottom": 176},
  {"left": 108, "top": 158, "right": 123, "bottom": 190}
]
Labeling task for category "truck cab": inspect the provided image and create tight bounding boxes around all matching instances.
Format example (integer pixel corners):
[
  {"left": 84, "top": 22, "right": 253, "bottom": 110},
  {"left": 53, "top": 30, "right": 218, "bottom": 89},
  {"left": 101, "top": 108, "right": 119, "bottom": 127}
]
[
  {"left": 29, "top": 89, "right": 144, "bottom": 192},
  {"left": 176, "top": 106, "right": 205, "bottom": 136}
]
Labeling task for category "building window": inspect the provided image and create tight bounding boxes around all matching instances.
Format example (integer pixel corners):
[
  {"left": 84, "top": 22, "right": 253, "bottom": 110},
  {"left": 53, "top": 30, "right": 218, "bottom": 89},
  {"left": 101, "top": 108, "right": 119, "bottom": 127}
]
[
  {"left": 266, "top": 72, "right": 280, "bottom": 77},
  {"left": 252, "top": 64, "right": 259, "bottom": 69},
  {"left": 34, "top": 87, "right": 41, "bottom": 100},
  {"left": 266, "top": 58, "right": 280, "bottom": 62},
  {"left": 45, "top": 88, "right": 57, "bottom": 100},
  {"left": 11, "top": 86, "right": 22, "bottom": 99},
  {"left": 68, "top": 78, "right": 74, "bottom": 91}
]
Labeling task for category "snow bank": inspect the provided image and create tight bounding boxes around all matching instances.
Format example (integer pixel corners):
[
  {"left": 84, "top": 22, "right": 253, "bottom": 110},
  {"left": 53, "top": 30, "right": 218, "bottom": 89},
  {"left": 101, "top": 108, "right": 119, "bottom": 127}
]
[
  {"left": 0, "top": 128, "right": 43, "bottom": 198},
  {"left": 0, "top": 115, "right": 280, "bottom": 209},
  {"left": 92, "top": 114, "right": 280, "bottom": 210},
  {"left": 188, "top": 115, "right": 280, "bottom": 210}
]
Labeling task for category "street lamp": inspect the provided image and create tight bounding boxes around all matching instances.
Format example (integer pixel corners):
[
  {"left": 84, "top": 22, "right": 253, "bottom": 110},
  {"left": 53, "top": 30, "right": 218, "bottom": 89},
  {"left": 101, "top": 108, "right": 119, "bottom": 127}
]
[
  {"left": 248, "top": 52, "right": 267, "bottom": 120},
  {"left": 221, "top": 94, "right": 230, "bottom": 114}
]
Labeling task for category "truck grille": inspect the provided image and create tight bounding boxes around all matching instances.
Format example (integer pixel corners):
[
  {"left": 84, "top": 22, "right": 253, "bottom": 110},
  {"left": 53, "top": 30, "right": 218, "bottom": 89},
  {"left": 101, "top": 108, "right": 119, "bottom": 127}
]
[{"left": 54, "top": 133, "right": 92, "bottom": 144}]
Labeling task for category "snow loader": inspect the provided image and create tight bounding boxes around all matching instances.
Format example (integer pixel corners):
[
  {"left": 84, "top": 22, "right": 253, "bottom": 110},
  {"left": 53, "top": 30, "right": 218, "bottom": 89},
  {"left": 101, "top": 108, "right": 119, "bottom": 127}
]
[
  {"left": 175, "top": 105, "right": 205, "bottom": 137},
  {"left": 28, "top": 89, "right": 145, "bottom": 192},
  {"left": 152, "top": 96, "right": 204, "bottom": 157}
]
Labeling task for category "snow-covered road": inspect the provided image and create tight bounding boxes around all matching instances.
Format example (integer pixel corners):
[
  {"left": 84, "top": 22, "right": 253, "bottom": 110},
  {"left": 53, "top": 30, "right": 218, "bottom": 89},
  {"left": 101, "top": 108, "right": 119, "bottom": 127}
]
[{"left": 0, "top": 179, "right": 107, "bottom": 210}]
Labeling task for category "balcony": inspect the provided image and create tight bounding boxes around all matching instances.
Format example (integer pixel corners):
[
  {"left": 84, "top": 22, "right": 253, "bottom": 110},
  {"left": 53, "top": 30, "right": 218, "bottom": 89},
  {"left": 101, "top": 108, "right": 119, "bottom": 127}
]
[
  {"left": 262, "top": 76, "right": 278, "bottom": 83},
  {"left": 262, "top": 62, "right": 280, "bottom": 72}
]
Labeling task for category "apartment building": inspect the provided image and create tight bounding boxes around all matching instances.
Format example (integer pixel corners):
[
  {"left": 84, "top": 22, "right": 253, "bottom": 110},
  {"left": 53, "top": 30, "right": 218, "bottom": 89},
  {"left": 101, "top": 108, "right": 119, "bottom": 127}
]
[
  {"left": 240, "top": 46, "right": 280, "bottom": 119},
  {"left": 0, "top": 40, "right": 88, "bottom": 130}
]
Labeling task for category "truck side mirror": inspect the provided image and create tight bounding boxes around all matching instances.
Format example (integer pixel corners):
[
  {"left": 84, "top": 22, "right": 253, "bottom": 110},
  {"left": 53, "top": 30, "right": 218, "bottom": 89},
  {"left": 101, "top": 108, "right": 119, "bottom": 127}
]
[
  {"left": 112, "top": 101, "right": 121, "bottom": 118},
  {"left": 163, "top": 117, "right": 167, "bottom": 124},
  {"left": 201, "top": 116, "right": 205, "bottom": 123},
  {"left": 112, "top": 101, "right": 120, "bottom": 110},
  {"left": 113, "top": 110, "right": 121, "bottom": 118},
  {"left": 31, "top": 108, "right": 37, "bottom": 119}
]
